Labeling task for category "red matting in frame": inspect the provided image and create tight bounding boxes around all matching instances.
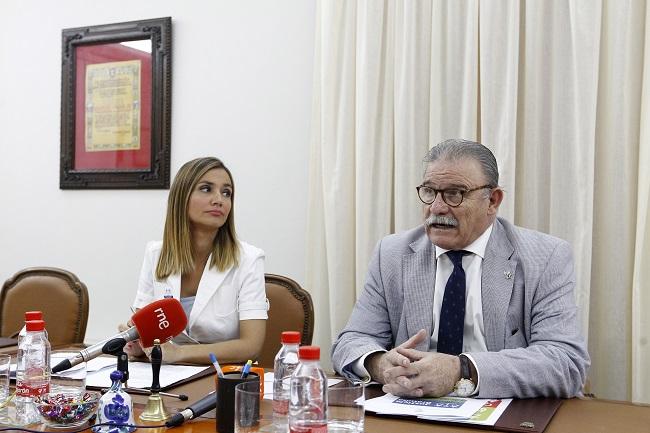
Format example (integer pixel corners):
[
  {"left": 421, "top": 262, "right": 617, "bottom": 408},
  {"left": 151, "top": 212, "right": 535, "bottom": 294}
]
[{"left": 74, "top": 43, "right": 152, "bottom": 170}]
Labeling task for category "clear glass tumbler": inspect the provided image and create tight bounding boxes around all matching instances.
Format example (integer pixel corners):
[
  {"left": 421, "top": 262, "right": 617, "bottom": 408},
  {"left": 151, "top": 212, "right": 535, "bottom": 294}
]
[
  {"left": 0, "top": 354, "right": 11, "bottom": 406},
  {"left": 327, "top": 381, "right": 365, "bottom": 433},
  {"left": 235, "top": 380, "right": 273, "bottom": 433},
  {"left": 50, "top": 351, "right": 86, "bottom": 397}
]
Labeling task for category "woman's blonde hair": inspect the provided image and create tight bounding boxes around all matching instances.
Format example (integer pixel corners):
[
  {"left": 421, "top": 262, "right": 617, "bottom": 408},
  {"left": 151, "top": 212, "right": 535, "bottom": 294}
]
[{"left": 156, "top": 157, "right": 240, "bottom": 280}]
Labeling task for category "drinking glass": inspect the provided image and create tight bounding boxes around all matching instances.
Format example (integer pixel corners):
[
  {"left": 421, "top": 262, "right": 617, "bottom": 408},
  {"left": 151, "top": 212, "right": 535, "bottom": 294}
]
[
  {"left": 327, "top": 381, "right": 365, "bottom": 433},
  {"left": 0, "top": 354, "right": 11, "bottom": 406},
  {"left": 234, "top": 380, "right": 273, "bottom": 433},
  {"left": 50, "top": 351, "right": 86, "bottom": 396}
]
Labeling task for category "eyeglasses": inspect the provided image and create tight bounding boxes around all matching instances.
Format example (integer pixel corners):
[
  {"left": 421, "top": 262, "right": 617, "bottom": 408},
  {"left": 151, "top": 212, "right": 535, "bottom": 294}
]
[{"left": 416, "top": 184, "right": 494, "bottom": 207}]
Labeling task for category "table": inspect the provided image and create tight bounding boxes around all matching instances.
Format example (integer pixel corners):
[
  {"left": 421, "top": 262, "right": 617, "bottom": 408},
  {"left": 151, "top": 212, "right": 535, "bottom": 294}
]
[
  {"left": 138, "top": 395, "right": 650, "bottom": 433},
  {"left": 2, "top": 358, "right": 649, "bottom": 433},
  {"left": 141, "top": 374, "right": 650, "bottom": 433}
]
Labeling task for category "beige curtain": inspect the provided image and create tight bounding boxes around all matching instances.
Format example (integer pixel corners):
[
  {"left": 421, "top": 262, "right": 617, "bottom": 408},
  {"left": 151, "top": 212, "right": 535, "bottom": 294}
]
[
  {"left": 589, "top": 0, "right": 644, "bottom": 403},
  {"left": 632, "top": 0, "right": 650, "bottom": 405},
  {"left": 307, "top": 0, "right": 650, "bottom": 403}
]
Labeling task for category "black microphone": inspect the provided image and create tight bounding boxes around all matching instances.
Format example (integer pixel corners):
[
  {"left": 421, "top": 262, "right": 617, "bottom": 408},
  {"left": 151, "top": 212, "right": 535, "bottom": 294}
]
[{"left": 165, "top": 391, "right": 217, "bottom": 427}]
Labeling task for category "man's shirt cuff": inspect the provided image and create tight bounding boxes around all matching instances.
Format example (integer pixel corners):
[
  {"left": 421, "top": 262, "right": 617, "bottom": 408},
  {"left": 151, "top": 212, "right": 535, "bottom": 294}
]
[{"left": 348, "top": 349, "right": 387, "bottom": 383}]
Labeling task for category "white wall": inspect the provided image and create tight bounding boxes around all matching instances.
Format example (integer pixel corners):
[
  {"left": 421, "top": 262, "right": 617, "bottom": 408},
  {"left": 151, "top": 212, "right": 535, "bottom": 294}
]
[{"left": 0, "top": 1, "right": 315, "bottom": 345}]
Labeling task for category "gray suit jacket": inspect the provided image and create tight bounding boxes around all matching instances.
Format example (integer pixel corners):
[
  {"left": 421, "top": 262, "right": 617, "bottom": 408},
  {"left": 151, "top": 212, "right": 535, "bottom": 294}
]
[{"left": 331, "top": 217, "right": 590, "bottom": 398}]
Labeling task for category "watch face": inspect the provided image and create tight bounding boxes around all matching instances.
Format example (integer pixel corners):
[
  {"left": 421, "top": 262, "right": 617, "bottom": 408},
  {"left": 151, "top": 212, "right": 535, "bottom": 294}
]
[{"left": 454, "top": 378, "right": 476, "bottom": 397}]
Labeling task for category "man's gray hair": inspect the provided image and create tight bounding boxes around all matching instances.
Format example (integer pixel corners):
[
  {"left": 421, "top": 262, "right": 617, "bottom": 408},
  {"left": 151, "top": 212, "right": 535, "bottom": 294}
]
[{"left": 423, "top": 139, "right": 499, "bottom": 186}]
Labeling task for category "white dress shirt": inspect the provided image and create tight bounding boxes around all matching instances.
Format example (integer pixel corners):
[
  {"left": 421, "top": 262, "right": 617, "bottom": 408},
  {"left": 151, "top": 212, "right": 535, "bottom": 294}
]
[{"left": 432, "top": 224, "right": 492, "bottom": 353}]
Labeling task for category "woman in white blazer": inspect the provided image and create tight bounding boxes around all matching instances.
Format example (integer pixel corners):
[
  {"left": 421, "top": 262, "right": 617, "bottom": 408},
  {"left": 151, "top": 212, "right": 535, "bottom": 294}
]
[{"left": 120, "top": 157, "right": 267, "bottom": 365}]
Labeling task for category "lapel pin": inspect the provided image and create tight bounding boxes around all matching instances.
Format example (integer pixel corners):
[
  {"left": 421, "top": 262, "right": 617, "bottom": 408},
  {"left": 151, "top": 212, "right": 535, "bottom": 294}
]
[{"left": 504, "top": 271, "right": 513, "bottom": 279}]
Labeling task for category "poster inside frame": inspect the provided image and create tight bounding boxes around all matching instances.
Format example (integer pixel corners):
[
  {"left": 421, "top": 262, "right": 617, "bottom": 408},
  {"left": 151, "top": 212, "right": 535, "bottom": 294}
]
[{"left": 60, "top": 17, "right": 171, "bottom": 189}]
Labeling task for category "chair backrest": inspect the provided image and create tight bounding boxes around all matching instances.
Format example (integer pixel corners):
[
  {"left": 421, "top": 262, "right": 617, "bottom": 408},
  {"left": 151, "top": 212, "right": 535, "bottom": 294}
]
[
  {"left": 258, "top": 273, "right": 314, "bottom": 368},
  {"left": 0, "top": 267, "right": 89, "bottom": 345}
]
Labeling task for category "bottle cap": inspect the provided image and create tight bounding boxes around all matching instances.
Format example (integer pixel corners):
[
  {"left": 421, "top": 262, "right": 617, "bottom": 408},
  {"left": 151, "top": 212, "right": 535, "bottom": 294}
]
[
  {"left": 281, "top": 331, "right": 301, "bottom": 344},
  {"left": 110, "top": 370, "right": 124, "bottom": 381},
  {"left": 25, "top": 320, "right": 45, "bottom": 331},
  {"left": 24, "top": 311, "right": 43, "bottom": 321},
  {"left": 298, "top": 346, "right": 320, "bottom": 360}
]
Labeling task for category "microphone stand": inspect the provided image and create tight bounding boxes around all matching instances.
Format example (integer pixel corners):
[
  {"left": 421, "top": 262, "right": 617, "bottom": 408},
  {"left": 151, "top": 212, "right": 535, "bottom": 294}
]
[
  {"left": 118, "top": 353, "right": 130, "bottom": 385},
  {"left": 139, "top": 339, "right": 171, "bottom": 421},
  {"left": 102, "top": 337, "right": 130, "bottom": 383},
  {"left": 100, "top": 337, "right": 188, "bottom": 401}
]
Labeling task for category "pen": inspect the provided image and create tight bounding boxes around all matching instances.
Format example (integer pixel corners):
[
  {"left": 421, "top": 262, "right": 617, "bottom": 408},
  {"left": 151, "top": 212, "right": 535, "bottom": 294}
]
[
  {"left": 209, "top": 352, "right": 224, "bottom": 378},
  {"left": 240, "top": 359, "right": 252, "bottom": 379}
]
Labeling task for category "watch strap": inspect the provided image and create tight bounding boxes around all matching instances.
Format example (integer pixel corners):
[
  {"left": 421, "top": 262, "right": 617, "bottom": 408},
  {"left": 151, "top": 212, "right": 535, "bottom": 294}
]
[{"left": 459, "top": 354, "right": 471, "bottom": 380}]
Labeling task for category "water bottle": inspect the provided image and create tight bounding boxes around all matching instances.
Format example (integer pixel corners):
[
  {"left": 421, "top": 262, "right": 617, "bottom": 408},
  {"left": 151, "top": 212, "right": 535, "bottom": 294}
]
[
  {"left": 15, "top": 319, "right": 51, "bottom": 425},
  {"left": 273, "top": 331, "right": 301, "bottom": 431},
  {"left": 17, "top": 311, "right": 46, "bottom": 344},
  {"left": 289, "top": 346, "right": 328, "bottom": 433}
]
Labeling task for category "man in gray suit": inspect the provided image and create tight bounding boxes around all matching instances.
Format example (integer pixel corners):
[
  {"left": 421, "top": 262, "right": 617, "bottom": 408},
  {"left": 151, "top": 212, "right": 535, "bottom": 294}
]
[{"left": 331, "top": 139, "right": 590, "bottom": 399}]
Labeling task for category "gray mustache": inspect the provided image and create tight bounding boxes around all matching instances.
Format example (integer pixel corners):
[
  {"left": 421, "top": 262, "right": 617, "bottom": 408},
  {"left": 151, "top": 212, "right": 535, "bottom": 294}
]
[{"left": 425, "top": 215, "right": 459, "bottom": 227}]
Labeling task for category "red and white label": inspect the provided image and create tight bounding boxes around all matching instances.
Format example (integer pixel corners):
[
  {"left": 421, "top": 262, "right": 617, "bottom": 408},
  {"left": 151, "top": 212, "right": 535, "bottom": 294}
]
[{"left": 16, "top": 380, "right": 49, "bottom": 398}]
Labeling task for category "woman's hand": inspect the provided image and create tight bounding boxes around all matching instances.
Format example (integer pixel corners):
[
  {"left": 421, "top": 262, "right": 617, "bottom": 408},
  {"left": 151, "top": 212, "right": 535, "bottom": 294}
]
[
  {"left": 118, "top": 321, "right": 145, "bottom": 358},
  {"left": 148, "top": 340, "right": 186, "bottom": 364}
]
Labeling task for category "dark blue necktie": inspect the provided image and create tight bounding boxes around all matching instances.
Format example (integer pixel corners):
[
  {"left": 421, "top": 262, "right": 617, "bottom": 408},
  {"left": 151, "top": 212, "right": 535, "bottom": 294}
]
[{"left": 437, "top": 250, "right": 468, "bottom": 355}]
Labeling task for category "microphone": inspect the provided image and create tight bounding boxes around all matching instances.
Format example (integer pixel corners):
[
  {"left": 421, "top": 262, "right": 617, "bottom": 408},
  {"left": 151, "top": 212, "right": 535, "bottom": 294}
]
[
  {"left": 165, "top": 391, "right": 217, "bottom": 427},
  {"left": 52, "top": 298, "right": 187, "bottom": 373}
]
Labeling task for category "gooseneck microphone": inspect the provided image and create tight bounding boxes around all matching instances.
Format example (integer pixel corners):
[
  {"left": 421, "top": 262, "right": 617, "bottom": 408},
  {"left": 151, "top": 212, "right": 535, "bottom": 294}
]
[
  {"left": 51, "top": 328, "right": 139, "bottom": 374},
  {"left": 165, "top": 391, "right": 217, "bottom": 427},
  {"left": 52, "top": 298, "right": 187, "bottom": 373}
]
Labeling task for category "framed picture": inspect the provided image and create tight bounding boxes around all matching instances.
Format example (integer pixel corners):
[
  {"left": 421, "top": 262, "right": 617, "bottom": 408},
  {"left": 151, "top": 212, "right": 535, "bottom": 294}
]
[{"left": 60, "top": 17, "right": 171, "bottom": 189}]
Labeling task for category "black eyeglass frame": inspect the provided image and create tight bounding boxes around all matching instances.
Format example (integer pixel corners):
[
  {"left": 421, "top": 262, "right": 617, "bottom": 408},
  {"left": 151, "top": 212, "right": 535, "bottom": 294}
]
[{"left": 416, "top": 184, "right": 494, "bottom": 207}]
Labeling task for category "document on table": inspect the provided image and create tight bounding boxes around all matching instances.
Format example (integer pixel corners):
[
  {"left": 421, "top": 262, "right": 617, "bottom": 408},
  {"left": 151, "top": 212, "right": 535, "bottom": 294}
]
[
  {"left": 85, "top": 357, "right": 208, "bottom": 389},
  {"left": 419, "top": 398, "right": 512, "bottom": 426},
  {"left": 364, "top": 393, "right": 512, "bottom": 425},
  {"left": 262, "top": 372, "right": 342, "bottom": 400}
]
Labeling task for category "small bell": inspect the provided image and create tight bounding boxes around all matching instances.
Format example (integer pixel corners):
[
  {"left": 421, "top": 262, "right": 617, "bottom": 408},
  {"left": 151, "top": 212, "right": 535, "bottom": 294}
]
[
  {"left": 139, "top": 339, "right": 171, "bottom": 422},
  {"left": 93, "top": 370, "right": 136, "bottom": 433}
]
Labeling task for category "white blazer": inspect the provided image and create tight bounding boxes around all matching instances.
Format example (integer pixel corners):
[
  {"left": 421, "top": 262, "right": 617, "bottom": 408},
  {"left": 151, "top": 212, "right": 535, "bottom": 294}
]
[{"left": 133, "top": 240, "right": 268, "bottom": 344}]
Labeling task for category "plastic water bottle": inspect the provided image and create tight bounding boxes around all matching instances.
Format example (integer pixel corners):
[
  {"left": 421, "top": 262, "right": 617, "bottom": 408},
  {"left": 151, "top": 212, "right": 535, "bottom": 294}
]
[
  {"left": 15, "top": 319, "right": 51, "bottom": 425},
  {"left": 273, "top": 331, "right": 301, "bottom": 431},
  {"left": 17, "top": 311, "right": 47, "bottom": 344},
  {"left": 289, "top": 346, "right": 328, "bottom": 433}
]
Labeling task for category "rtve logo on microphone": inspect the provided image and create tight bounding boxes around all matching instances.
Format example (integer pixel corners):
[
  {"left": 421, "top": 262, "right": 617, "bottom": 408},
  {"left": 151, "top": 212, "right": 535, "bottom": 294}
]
[{"left": 155, "top": 307, "right": 170, "bottom": 329}]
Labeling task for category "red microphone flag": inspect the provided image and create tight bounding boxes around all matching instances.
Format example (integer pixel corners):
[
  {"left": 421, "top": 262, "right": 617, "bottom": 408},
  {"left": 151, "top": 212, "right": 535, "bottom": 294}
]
[{"left": 130, "top": 298, "right": 188, "bottom": 347}]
